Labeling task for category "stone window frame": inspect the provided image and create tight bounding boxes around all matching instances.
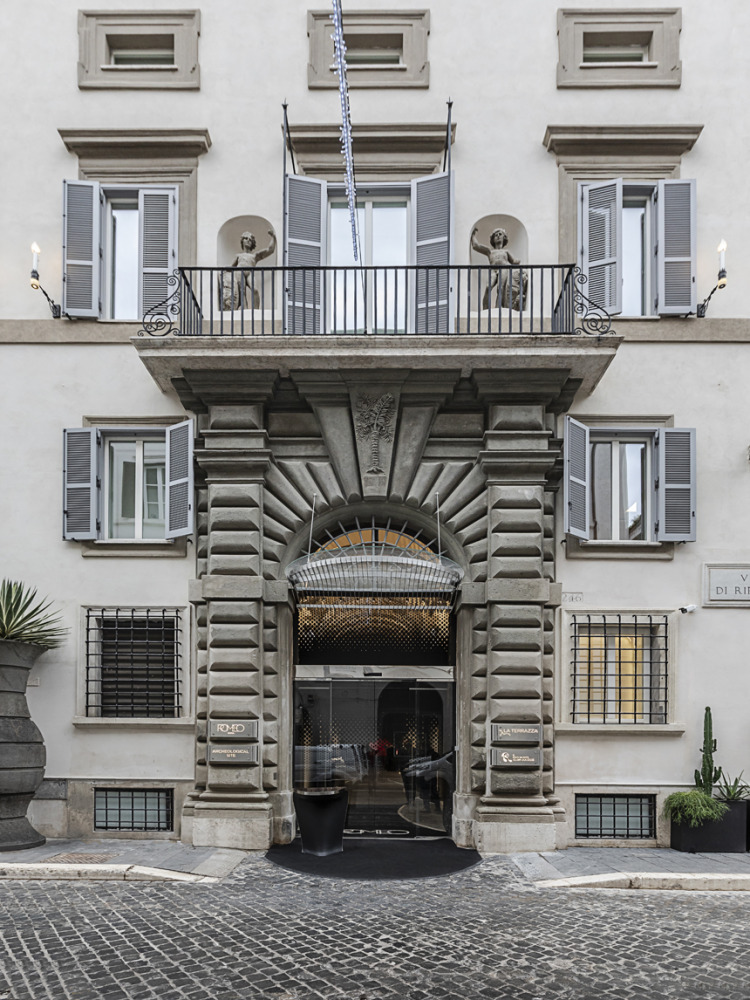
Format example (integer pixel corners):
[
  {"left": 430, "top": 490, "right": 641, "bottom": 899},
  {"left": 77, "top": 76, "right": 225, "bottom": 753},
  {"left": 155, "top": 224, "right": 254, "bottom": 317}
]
[
  {"left": 77, "top": 415, "right": 189, "bottom": 559},
  {"left": 59, "top": 128, "right": 212, "bottom": 269},
  {"left": 543, "top": 124, "right": 702, "bottom": 266},
  {"left": 555, "top": 607, "right": 684, "bottom": 734},
  {"left": 563, "top": 413, "right": 676, "bottom": 561},
  {"left": 308, "top": 9, "right": 429, "bottom": 89},
  {"left": 557, "top": 8, "right": 682, "bottom": 89},
  {"left": 78, "top": 9, "right": 200, "bottom": 90},
  {"left": 73, "top": 604, "right": 194, "bottom": 729}
]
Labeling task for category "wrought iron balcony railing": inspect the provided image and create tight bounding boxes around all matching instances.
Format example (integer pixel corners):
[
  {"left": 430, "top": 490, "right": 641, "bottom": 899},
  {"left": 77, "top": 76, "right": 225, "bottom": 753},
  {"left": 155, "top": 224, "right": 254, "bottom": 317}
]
[{"left": 140, "top": 264, "right": 612, "bottom": 338}]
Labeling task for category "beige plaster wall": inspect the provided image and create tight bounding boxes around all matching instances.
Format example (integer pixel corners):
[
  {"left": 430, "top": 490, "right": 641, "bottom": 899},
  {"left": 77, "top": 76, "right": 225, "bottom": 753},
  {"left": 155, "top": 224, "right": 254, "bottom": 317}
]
[
  {"left": 2, "top": 0, "right": 750, "bottom": 843},
  {"left": 556, "top": 340, "right": 750, "bottom": 805},
  {"left": 1, "top": 344, "right": 193, "bottom": 787},
  {"left": 1, "top": 0, "right": 747, "bottom": 319}
]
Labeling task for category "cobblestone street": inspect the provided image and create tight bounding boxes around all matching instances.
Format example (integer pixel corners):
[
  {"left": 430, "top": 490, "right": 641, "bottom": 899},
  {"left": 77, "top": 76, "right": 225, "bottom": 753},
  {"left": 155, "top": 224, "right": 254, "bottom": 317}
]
[{"left": 3, "top": 852, "right": 750, "bottom": 1000}]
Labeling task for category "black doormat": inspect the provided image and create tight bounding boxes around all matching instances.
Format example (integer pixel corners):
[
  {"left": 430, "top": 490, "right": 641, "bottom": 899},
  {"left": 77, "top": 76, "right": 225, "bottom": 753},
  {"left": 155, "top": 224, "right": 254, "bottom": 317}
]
[{"left": 266, "top": 838, "right": 482, "bottom": 880}]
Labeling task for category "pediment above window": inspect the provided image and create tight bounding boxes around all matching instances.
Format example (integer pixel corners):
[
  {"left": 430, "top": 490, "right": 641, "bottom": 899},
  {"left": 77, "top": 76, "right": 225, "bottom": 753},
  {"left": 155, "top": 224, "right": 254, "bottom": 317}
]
[{"left": 287, "top": 122, "right": 456, "bottom": 182}]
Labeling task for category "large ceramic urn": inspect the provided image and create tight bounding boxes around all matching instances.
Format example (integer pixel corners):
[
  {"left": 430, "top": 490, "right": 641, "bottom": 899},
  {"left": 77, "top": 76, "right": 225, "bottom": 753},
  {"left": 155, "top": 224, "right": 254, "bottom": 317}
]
[{"left": 0, "top": 640, "right": 46, "bottom": 850}]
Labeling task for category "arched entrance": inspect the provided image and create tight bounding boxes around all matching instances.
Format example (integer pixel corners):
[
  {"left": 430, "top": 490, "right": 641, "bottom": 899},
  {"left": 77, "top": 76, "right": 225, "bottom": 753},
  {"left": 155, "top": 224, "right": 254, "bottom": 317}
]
[{"left": 287, "top": 517, "right": 462, "bottom": 838}]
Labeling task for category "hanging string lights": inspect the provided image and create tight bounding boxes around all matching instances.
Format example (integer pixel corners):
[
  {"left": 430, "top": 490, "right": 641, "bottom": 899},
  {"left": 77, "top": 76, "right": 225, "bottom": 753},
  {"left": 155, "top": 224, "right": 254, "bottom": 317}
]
[{"left": 331, "top": 0, "right": 360, "bottom": 262}]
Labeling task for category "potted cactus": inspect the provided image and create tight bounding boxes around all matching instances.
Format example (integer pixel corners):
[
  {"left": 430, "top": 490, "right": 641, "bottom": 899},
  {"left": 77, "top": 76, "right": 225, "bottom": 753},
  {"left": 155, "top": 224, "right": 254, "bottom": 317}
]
[
  {"left": 0, "top": 580, "right": 67, "bottom": 850},
  {"left": 664, "top": 707, "right": 748, "bottom": 853}
]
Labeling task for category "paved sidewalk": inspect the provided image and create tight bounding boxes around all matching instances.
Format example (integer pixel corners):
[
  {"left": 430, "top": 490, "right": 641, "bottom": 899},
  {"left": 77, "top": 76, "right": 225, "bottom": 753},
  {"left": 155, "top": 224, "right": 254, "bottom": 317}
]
[
  {"left": 0, "top": 836, "right": 247, "bottom": 880},
  {"left": 4, "top": 839, "right": 750, "bottom": 889},
  {"left": 511, "top": 846, "right": 750, "bottom": 890}
]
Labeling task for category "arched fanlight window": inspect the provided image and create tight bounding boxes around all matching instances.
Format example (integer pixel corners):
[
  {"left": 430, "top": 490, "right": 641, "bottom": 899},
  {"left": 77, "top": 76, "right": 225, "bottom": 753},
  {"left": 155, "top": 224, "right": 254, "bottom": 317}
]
[{"left": 286, "top": 516, "right": 463, "bottom": 604}]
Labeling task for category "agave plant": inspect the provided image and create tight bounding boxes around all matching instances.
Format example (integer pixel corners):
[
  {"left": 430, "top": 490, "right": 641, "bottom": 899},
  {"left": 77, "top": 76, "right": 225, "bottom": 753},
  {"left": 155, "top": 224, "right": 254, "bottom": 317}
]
[{"left": 0, "top": 580, "right": 67, "bottom": 649}]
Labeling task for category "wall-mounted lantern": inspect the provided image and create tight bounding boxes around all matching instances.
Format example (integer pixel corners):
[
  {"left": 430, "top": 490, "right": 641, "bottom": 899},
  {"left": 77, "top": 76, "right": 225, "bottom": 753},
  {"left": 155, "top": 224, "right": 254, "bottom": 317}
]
[
  {"left": 697, "top": 239, "right": 728, "bottom": 317},
  {"left": 29, "top": 242, "right": 61, "bottom": 318}
]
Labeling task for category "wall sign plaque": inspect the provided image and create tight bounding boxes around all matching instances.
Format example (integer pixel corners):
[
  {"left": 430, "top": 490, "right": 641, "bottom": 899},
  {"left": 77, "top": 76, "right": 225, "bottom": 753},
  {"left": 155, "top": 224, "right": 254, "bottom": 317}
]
[
  {"left": 704, "top": 564, "right": 750, "bottom": 607},
  {"left": 491, "top": 723, "right": 542, "bottom": 745},
  {"left": 490, "top": 748, "right": 541, "bottom": 769},
  {"left": 209, "top": 720, "right": 259, "bottom": 741},
  {"left": 208, "top": 744, "right": 259, "bottom": 764}
]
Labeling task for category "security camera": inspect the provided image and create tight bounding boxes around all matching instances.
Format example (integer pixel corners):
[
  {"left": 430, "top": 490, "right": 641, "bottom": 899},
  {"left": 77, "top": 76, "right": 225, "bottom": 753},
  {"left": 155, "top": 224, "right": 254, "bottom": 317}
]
[{"left": 679, "top": 605, "right": 698, "bottom": 614}]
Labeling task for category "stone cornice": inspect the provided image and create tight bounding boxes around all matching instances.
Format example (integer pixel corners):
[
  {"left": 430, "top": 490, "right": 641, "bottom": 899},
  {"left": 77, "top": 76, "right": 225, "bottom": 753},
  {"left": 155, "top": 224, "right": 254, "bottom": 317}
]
[
  {"left": 133, "top": 335, "right": 621, "bottom": 399},
  {"left": 543, "top": 124, "right": 703, "bottom": 161},
  {"left": 59, "top": 128, "right": 212, "bottom": 160}
]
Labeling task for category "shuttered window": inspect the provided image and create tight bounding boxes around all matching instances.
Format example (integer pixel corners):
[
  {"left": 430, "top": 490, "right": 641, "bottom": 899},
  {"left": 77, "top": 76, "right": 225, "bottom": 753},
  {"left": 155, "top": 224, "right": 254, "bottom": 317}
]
[
  {"left": 579, "top": 178, "right": 696, "bottom": 316},
  {"left": 63, "top": 422, "right": 193, "bottom": 542},
  {"left": 283, "top": 173, "right": 453, "bottom": 334},
  {"left": 563, "top": 418, "right": 696, "bottom": 544},
  {"left": 62, "top": 181, "right": 177, "bottom": 320}
]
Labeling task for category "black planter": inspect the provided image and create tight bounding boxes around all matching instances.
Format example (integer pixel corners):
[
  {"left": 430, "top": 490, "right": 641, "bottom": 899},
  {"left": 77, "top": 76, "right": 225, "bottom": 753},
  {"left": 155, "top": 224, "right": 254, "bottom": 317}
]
[
  {"left": 671, "top": 800, "right": 747, "bottom": 853},
  {"left": 0, "top": 640, "right": 46, "bottom": 851},
  {"left": 293, "top": 788, "right": 349, "bottom": 856}
]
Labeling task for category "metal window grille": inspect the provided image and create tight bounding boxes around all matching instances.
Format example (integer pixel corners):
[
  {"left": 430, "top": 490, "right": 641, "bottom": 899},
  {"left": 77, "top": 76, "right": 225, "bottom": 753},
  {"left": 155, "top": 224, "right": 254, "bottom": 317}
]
[
  {"left": 575, "top": 794, "right": 656, "bottom": 839},
  {"left": 94, "top": 788, "right": 174, "bottom": 831},
  {"left": 85, "top": 608, "right": 182, "bottom": 717},
  {"left": 571, "top": 614, "right": 668, "bottom": 724}
]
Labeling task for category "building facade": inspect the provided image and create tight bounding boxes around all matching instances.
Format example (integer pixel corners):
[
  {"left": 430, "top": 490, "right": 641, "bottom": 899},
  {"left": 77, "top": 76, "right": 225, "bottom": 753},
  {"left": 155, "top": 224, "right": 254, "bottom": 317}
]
[{"left": 2, "top": 0, "right": 749, "bottom": 852}]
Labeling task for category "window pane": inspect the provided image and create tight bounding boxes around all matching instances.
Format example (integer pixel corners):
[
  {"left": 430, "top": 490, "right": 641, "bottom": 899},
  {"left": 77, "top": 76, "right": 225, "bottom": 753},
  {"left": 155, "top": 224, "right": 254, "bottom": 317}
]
[
  {"left": 109, "top": 441, "right": 136, "bottom": 538},
  {"left": 329, "top": 202, "right": 365, "bottom": 332},
  {"left": 372, "top": 202, "right": 408, "bottom": 332},
  {"left": 110, "top": 202, "right": 139, "bottom": 320},
  {"left": 142, "top": 440, "right": 166, "bottom": 539},
  {"left": 619, "top": 442, "right": 646, "bottom": 540},
  {"left": 622, "top": 204, "right": 646, "bottom": 316},
  {"left": 590, "top": 441, "right": 612, "bottom": 539}
]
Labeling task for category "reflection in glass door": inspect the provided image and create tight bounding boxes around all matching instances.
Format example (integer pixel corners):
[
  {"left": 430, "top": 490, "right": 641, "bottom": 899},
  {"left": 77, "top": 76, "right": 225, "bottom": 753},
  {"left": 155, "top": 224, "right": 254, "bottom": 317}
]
[
  {"left": 294, "top": 679, "right": 455, "bottom": 838},
  {"left": 328, "top": 198, "right": 409, "bottom": 333}
]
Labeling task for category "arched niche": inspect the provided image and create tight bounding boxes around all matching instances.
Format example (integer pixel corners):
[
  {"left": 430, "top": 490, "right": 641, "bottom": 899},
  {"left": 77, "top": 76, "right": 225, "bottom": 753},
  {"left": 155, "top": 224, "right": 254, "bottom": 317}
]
[
  {"left": 217, "top": 215, "right": 277, "bottom": 267},
  {"left": 214, "top": 215, "right": 278, "bottom": 316},
  {"left": 469, "top": 214, "right": 529, "bottom": 265}
]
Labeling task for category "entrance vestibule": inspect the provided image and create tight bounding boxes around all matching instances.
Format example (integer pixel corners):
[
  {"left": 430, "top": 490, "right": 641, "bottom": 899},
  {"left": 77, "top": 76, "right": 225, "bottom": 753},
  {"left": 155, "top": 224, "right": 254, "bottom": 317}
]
[{"left": 287, "top": 518, "right": 461, "bottom": 840}]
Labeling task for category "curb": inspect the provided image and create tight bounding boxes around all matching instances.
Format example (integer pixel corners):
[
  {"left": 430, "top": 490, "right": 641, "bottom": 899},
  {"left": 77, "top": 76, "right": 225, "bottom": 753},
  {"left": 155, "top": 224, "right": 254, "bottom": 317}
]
[
  {"left": 536, "top": 871, "right": 750, "bottom": 891},
  {"left": 0, "top": 863, "right": 218, "bottom": 883}
]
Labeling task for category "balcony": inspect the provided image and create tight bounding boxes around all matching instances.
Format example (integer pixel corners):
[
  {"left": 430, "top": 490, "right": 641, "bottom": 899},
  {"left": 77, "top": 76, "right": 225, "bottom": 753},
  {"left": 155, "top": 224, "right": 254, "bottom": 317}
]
[{"left": 140, "top": 264, "right": 613, "bottom": 339}]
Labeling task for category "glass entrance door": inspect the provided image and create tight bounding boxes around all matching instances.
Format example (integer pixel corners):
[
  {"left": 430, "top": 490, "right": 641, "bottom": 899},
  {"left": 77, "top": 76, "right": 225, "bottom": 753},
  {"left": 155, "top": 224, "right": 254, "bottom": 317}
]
[{"left": 294, "top": 679, "right": 455, "bottom": 838}]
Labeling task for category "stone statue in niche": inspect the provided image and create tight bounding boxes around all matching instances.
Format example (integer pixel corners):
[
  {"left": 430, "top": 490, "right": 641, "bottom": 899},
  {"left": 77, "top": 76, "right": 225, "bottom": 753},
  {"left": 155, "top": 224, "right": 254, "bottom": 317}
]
[
  {"left": 471, "top": 227, "right": 528, "bottom": 311},
  {"left": 220, "top": 230, "right": 276, "bottom": 310}
]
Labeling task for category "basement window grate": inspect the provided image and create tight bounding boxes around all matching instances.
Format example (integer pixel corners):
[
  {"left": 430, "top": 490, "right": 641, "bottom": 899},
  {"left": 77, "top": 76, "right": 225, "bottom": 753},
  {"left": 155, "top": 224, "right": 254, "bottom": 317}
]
[
  {"left": 94, "top": 788, "right": 174, "bottom": 831},
  {"left": 575, "top": 794, "right": 656, "bottom": 839}
]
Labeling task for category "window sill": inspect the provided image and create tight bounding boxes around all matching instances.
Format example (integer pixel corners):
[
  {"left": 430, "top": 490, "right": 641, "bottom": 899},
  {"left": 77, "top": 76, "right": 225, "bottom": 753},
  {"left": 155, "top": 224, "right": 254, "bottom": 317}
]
[
  {"left": 556, "top": 723, "right": 685, "bottom": 737},
  {"left": 80, "top": 538, "right": 188, "bottom": 558},
  {"left": 73, "top": 717, "right": 195, "bottom": 732},
  {"left": 565, "top": 538, "right": 674, "bottom": 561}
]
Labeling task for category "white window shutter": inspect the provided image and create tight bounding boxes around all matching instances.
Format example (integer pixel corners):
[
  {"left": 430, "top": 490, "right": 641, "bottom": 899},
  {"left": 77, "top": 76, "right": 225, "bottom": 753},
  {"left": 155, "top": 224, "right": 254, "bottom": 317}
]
[
  {"left": 655, "top": 428, "right": 696, "bottom": 542},
  {"left": 63, "top": 428, "right": 100, "bottom": 540},
  {"left": 62, "top": 180, "right": 101, "bottom": 318},
  {"left": 284, "top": 175, "right": 326, "bottom": 335},
  {"left": 411, "top": 171, "right": 454, "bottom": 333},
  {"left": 139, "top": 186, "right": 178, "bottom": 319},
  {"left": 656, "top": 179, "right": 696, "bottom": 315},
  {"left": 564, "top": 416, "right": 590, "bottom": 540},
  {"left": 165, "top": 419, "right": 194, "bottom": 539},
  {"left": 580, "top": 179, "right": 622, "bottom": 316}
]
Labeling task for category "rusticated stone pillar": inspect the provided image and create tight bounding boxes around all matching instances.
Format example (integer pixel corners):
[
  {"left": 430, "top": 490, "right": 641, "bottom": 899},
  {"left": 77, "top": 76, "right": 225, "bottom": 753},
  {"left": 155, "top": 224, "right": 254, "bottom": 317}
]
[
  {"left": 188, "top": 395, "right": 277, "bottom": 850},
  {"left": 473, "top": 403, "right": 562, "bottom": 853}
]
